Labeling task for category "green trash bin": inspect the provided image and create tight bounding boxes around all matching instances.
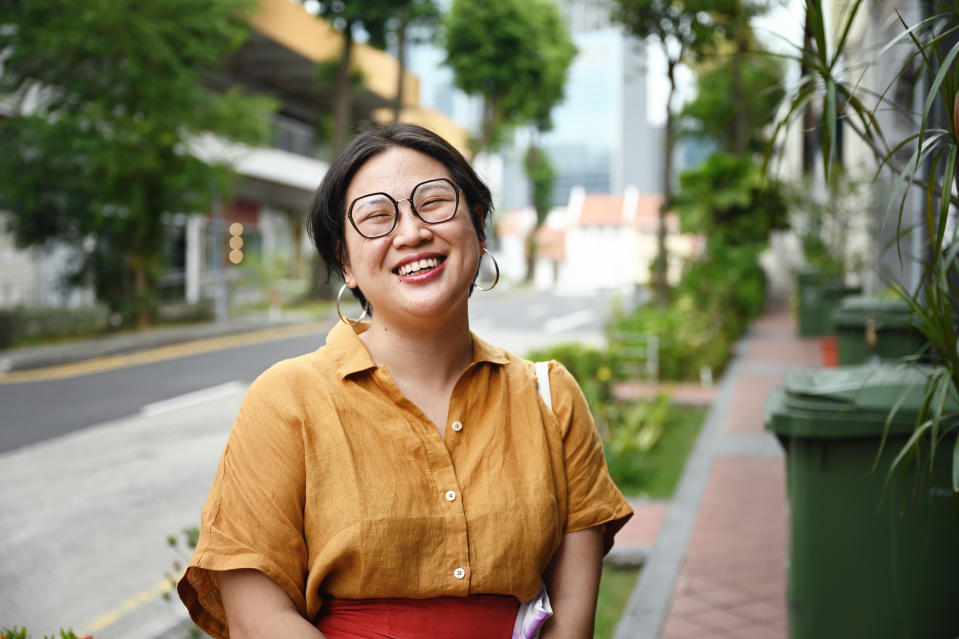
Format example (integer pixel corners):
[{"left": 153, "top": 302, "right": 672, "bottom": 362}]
[
  {"left": 832, "top": 296, "right": 923, "bottom": 365},
  {"left": 797, "top": 268, "right": 861, "bottom": 336},
  {"left": 766, "top": 365, "right": 959, "bottom": 639}
]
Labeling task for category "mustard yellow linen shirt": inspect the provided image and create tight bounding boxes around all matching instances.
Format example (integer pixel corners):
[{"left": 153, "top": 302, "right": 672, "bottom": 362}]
[{"left": 178, "top": 321, "right": 633, "bottom": 639}]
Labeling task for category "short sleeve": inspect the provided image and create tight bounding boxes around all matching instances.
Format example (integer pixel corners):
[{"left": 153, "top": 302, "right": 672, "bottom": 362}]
[
  {"left": 548, "top": 361, "right": 633, "bottom": 554},
  {"left": 177, "top": 366, "right": 309, "bottom": 639}
]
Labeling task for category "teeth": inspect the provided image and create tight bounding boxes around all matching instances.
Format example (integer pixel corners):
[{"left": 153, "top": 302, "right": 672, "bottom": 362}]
[{"left": 399, "top": 257, "right": 439, "bottom": 276}]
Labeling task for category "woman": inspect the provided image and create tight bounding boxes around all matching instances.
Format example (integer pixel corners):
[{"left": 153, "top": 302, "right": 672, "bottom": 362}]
[{"left": 178, "top": 123, "right": 633, "bottom": 639}]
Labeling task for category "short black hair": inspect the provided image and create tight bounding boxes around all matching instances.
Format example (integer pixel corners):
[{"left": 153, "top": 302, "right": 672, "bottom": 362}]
[{"left": 307, "top": 123, "right": 493, "bottom": 309}]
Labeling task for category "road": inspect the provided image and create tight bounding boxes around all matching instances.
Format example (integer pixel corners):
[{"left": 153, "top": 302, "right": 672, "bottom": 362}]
[
  {"left": 0, "top": 289, "right": 611, "bottom": 453},
  {"left": 0, "top": 289, "right": 612, "bottom": 638}
]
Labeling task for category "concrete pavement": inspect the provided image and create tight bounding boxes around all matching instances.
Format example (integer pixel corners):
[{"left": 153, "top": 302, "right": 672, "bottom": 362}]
[{"left": 0, "top": 386, "right": 243, "bottom": 638}]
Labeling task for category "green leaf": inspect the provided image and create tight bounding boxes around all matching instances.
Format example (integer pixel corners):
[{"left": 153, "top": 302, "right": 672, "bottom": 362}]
[
  {"left": 830, "top": 0, "right": 864, "bottom": 70},
  {"left": 952, "top": 435, "right": 959, "bottom": 492},
  {"left": 916, "top": 26, "right": 959, "bottom": 159},
  {"left": 884, "top": 419, "right": 933, "bottom": 495},
  {"left": 933, "top": 136, "right": 958, "bottom": 258},
  {"left": 822, "top": 77, "right": 837, "bottom": 177}
]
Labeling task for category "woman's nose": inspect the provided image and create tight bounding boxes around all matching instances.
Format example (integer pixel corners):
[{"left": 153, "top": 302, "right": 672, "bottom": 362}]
[{"left": 392, "top": 200, "right": 431, "bottom": 246}]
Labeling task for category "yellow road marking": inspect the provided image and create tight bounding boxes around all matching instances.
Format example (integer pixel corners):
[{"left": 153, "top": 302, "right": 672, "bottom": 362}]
[
  {"left": 83, "top": 575, "right": 180, "bottom": 633},
  {"left": 0, "top": 321, "right": 329, "bottom": 384}
]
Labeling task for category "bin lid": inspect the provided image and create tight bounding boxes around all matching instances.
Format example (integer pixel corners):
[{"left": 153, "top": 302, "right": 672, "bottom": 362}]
[
  {"left": 832, "top": 295, "right": 913, "bottom": 328},
  {"left": 765, "top": 365, "right": 959, "bottom": 438}
]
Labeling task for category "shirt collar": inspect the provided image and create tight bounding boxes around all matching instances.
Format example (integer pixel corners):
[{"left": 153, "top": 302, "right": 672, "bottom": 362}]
[{"left": 327, "top": 320, "right": 510, "bottom": 380}]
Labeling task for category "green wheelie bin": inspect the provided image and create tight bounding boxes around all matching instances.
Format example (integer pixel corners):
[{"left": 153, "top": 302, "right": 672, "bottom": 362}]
[
  {"left": 832, "top": 296, "right": 923, "bottom": 365},
  {"left": 797, "top": 268, "right": 861, "bottom": 336},
  {"left": 766, "top": 365, "right": 959, "bottom": 639}
]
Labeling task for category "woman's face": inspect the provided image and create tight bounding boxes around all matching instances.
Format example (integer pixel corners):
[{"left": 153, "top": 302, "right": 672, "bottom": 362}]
[{"left": 341, "top": 147, "right": 484, "bottom": 327}]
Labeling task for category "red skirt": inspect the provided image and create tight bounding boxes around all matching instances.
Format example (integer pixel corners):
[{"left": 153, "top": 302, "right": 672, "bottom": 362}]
[{"left": 315, "top": 595, "right": 520, "bottom": 639}]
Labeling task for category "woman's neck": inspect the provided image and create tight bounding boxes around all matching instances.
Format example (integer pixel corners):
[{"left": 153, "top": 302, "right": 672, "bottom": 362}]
[{"left": 359, "top": 310, "right": 474, "bottom": 389}]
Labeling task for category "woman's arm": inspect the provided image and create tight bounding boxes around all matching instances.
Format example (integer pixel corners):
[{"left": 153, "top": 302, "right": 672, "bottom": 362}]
[
  {"left": 218, "top": 569, "right": 326, "bottom": 639},
  {"left": 540, "top": 525, "right": 605, "bottom": 639}
]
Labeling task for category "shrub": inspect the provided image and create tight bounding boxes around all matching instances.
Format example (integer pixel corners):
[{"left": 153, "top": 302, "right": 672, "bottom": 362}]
[
  {"left": 1, "top": 627, "right": 91, "bottom": 639},
  {"left": 157, "top": 299, "right": 215, "bottom": 324},
  {"left": 0, "top": 304, "right": 110, "bottom": 348},
  {"left": 526, "top": 342, "right": 616, "bottom": 431}
]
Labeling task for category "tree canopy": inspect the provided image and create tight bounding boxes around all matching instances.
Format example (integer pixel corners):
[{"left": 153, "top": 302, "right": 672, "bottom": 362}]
[
  {"left": 0, "top": 0, "right": 276, "bottom": 325},
  {"left": 444, "top": 0, "right": 576, "bottom": 151},
  {"left": 610, "top": 0, "right": 769, "bottom": 304},
  {"left": 679, "top": 48, "right": 785, "bottom": 154}
]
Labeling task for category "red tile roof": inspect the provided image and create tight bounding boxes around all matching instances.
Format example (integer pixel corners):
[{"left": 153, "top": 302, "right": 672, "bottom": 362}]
[{"left": 578, "top": 194, "right": 625, "bottom": 226}]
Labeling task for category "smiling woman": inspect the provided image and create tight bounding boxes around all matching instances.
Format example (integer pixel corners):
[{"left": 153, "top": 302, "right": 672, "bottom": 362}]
[{"left": 177, "top": 123, "right": 633, "bottom": 639}]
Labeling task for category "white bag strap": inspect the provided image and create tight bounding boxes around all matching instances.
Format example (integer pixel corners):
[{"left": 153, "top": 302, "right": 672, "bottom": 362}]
[{"left": 534, "top": 361, "right": 552, "bottom": 410}]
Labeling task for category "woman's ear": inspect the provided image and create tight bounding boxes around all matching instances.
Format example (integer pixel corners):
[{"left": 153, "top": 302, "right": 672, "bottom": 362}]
[
  {"left": 336, "top": 241, "right": 355, "bottom": 287},
  {"left": 473, "top": 203, "right": 487, "bottom": 244},
  {"left": 342, "top": 266, "right": 355, "bottom": 289}
]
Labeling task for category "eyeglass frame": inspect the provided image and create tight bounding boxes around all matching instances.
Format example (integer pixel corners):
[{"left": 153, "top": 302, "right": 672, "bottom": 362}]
[{"left": 346, "top": 177, "right": 463, "bottom": 239}]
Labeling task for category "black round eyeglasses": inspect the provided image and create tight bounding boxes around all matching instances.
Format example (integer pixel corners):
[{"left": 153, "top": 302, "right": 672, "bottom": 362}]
[{"left": 347, "top": 178, "right": 461, "bottom": 239}]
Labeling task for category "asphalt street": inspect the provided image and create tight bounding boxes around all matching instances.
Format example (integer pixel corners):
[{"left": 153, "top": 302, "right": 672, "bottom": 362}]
[
  {"left": 0, "top": 289, "right": 612, "bottom": 639},
  {"left": 0, "top": 290, "right": 611, "bottom": 453}
]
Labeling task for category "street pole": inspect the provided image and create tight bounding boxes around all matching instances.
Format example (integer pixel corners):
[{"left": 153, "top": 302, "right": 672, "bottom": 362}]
[{"left": 210, "top": 187, "right": 228, "bottom": 323}]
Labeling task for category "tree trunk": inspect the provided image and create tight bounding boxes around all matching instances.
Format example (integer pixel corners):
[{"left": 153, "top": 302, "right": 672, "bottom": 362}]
[
  {"left": 481, "top": 97, "right": 497, "bottom": 152},
  {"left": 525, "top": 227, "right": 539, "bottom": 282},
  {"left": 392, "top": 17, "right": 410, "bottom": 123},
  {"left": 730, "top": 39, "right": 748, "bottom": 154},
  {"left": 655, "top": 60, "right": 677, "bottom": 306},
  {"left": 332, "top": 19, "right": 355, "bottom": 153},
  {"left": 131, "top": 256, "right": 150, "bottom": 328}
]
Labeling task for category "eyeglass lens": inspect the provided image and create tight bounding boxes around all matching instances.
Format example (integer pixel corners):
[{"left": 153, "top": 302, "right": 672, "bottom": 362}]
[{"left": 350, "top": 179, "right": 458, "bottom": 238}]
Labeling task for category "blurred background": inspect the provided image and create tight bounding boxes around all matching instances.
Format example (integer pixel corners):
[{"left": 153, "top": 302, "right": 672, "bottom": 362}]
[{"left": 1, "top": 0, "right": 957, "bottom": 637}]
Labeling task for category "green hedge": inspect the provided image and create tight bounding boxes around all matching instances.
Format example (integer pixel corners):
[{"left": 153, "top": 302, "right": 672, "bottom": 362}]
[{"left": 0, "top": 304, "right": 110, "bottom": 349}]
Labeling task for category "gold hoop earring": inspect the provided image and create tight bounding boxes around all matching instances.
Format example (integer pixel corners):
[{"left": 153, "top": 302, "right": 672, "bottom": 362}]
[
  {"left": 336, "top": 283, "right": 370, "bottom": 325},
  {"left": 474, "top": 249, "right": 500, "bottom": 292}
]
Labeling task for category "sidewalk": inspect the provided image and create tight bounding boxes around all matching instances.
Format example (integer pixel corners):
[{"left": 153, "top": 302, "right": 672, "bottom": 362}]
[{"left": 612, "top": 299, "right": 823, "bottom": 638}]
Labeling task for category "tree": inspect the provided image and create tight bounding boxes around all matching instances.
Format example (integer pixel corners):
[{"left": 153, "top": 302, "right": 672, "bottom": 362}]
[
  {"left": 523, "top": 143, "right": 557, "bottom": 280},
  {"left": 387, "top": 0, "right": 441, "bottom": 123},
  {"left": 0, "top": 0, "right": 276, "bottom": 326},
  {"left": 444, "top": 0, "right": 576, "bottom": 153},
  {"left": 609, "top": 0, "right": 751, "bottom": 305},
  {"left": 679, "top": 45, "right": 785, "bottom": 154},
  {"left": 315, "top": 0, "right": 394, "bottom": 152}
]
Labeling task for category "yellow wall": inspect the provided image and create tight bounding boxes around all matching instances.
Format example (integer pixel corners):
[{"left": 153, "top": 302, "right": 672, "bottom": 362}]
[
  {"left": 251, "top": 0, "right": 420, "bottom": 107},
  {"left": 371, "top": 107, "right": 472, "bottom": 159}
]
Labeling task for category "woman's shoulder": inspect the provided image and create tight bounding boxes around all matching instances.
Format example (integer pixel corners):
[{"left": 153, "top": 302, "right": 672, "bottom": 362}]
[
  {"left": 247, "top": 346, "right": 337, "bottom": 397},
  {"left": 492, "top": 348, "right": 582, "bottom": 399}
]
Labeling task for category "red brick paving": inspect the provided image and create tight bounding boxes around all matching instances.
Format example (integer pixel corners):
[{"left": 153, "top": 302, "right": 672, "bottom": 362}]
[
  {"left": 613, "top": 381, "right": 718, "bottom": 406},
  {"left": 744, "top": 336, "right": 821, "bottom": 366},
  {"left": 660, "top": 459, "right": 788, "bottom": 639},
  {"left": 616, "top": 500, "right": 669, "bottom": 548},
  {"left": 654, "top": 302, "right": 814, "bottom": 639},
  {"left": 724, "top": 372, "right": 783, "bottom": 434}
]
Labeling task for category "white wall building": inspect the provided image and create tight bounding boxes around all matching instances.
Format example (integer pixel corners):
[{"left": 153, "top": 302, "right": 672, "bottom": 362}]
[{"left": 498, "top": 185, "right": 699, "bottom": 294}]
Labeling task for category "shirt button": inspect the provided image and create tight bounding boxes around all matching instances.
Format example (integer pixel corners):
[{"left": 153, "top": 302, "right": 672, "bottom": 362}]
[
  {"left": 450, "top": 420, "right": 463, "bottom": 432},
  {"left": 453, "top": 567, "right": 466, "bottom": 579},
  {"left": 445, "top": 490, "right": 457, "bottom": 502}
]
